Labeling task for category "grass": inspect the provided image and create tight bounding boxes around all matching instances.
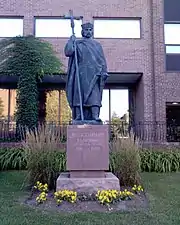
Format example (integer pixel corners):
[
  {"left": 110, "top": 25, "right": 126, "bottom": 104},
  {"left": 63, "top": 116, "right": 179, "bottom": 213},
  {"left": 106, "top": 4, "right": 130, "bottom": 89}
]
[{"left": 0, "top": 171, "right": 180, "bottom": 225}]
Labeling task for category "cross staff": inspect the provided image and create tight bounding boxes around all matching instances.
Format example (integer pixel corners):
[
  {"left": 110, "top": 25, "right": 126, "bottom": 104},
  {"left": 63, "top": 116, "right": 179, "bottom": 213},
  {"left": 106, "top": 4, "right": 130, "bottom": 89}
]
[{"left": 64, "top": 10, "right": 84, "bottom": 121}]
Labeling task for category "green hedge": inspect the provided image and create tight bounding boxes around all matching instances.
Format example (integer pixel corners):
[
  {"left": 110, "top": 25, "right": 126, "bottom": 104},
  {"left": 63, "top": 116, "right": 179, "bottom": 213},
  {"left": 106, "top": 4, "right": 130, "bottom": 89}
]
[
  {"left": 0, "top": 148, "right": 27, "bottom": 170},
  {"left": 140, "top": 149, "right": 180, "bottom": 172},
  {"left": 1, "top": 147, "right": 180, "bottom": 173}
]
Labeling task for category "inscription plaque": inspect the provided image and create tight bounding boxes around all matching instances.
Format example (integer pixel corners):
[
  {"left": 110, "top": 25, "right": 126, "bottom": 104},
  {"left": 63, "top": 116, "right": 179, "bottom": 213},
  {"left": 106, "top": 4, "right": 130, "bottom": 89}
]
[{"left": 67, "top": 125, "right": 109, "bottom": 171}]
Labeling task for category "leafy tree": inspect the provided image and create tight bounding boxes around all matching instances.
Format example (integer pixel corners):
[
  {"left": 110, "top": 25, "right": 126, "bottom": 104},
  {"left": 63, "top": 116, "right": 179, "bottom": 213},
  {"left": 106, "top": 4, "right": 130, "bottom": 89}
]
[
  {"left": 111, "top": 111, "right": 121, "bottom": 124},
  {"left": 0, "top": 35, "right": 63, "bottom": 129}
]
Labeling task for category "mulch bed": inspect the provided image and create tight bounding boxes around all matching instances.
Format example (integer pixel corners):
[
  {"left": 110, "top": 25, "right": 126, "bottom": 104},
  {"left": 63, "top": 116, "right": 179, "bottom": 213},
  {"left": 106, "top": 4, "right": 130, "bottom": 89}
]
[{"left": 22, "top": 191, "right": 149, "bottom": 213}]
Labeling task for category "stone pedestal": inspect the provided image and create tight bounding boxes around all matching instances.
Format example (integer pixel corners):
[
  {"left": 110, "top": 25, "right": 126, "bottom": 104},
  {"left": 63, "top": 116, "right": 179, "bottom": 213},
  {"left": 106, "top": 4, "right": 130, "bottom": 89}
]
[
  {"left": 56, "top": 124, "right": 120, "bottom": 194},
  {"left": 57, "top": 172, "right": 120, "bottom": 193}
]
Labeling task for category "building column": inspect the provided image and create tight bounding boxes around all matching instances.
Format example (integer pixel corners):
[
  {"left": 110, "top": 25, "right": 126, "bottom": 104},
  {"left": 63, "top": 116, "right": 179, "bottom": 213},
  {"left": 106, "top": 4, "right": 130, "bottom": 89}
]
[
  {"left": 108, "top": 88, "right": 111, "bottom": 123},
  {"left": 58, "top": 90, "right": 62, "bottom": 124},
  {"left": 128, "top": 88, "right": 135, "bottom": 127}
]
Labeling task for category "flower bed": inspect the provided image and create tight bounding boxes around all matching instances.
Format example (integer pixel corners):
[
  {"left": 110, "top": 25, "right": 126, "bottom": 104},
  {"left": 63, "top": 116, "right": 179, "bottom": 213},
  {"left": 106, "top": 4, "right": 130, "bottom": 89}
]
[{"left": 24, "top": 181, "right": 147, "bottom": 213}]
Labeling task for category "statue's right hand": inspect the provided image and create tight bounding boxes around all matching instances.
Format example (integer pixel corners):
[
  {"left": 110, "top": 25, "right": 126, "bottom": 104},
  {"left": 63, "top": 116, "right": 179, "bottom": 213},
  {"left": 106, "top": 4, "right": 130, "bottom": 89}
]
[{"left": 70, "top": 35, "right": 76, "bottom": 42}]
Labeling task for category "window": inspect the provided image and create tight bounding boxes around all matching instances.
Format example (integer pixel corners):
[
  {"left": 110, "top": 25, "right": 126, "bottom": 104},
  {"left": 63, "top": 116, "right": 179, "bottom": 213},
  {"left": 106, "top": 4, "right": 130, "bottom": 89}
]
[
  {"left": 93, "top": 19, "right": 141, "bottom": 38},
  {"left": 166, "top": 46, "right": 180, "bottom": 54},
  {"left": 0, "top": 18, "right": 23, "bottom": 37},
  {"left": 164, "top": 0, "right": 180, "bottom": 22},
  {"left": 35, "top": 18, "right": 82, "bottom": 38},
  {"left": 164, "top": 23, "right": 180, "bottom": 54}
]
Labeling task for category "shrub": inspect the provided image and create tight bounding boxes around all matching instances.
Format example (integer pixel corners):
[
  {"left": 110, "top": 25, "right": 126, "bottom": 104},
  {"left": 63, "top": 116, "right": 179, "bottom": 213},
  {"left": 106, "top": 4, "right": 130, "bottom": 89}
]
[
  {"left": 140, "top": 149, "right": 180, "bottom": 172},
  {"left": 0, "top": 147, "right": 27, "bottom": 170},
  {"left": 23, "top": 125, "right": 66, "bottom": 190},
  {"left": 2, "top": 134, "right": 180, "bottom": 189},
  {"left": 109, "top": 133, "right": 141, "bottom": 186}
]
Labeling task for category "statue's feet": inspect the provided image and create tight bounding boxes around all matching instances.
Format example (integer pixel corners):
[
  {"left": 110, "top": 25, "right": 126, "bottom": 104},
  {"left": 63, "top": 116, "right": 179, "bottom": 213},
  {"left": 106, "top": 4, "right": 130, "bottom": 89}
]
[
  {"left": 75, "top": 115, "right": 81, "bottom": 120},
  {"left": 92, "top": 116, "right": 102, "bottom": 122}
]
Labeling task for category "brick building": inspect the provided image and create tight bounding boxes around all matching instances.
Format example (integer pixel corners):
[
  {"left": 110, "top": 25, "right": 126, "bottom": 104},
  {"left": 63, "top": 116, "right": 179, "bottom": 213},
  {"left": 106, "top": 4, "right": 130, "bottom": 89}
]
[{"left": 0, "top": 0, "right": 180, "bottom": 142}]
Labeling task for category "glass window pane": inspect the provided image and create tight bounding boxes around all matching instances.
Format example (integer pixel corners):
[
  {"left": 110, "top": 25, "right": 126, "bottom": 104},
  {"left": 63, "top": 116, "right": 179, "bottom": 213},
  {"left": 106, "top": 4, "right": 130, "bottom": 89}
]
[
  {"left": 164, "top": 24, "right": 180, "bottom": 44},
  {"left": 0, "top": 89, "right": 6, "bottom": 119},
  {"left": 94, "top": 19, "right": 140, "bottom": 38},
  {"left": 0, "top": 18, "right": 23, "bottom": 37},
  {"left": 110, "top": 89, "right": 129, "bottom": 137},
  {"left": 99, "top": 90, "right": 109, "bottom": 122},
  {"left": 0, "top": 89, "right": 16, "bottom": 120},
  {"left": 110, "top": 90, "right": 129, "bottom": 121},
  {"left": 166, "top": 45, "right": 180, "bottom": 53},
  {"left": 35, "top": 18, "right": 82, "bottom": 38},
  {"left": 46, "top": 90, "right": 72, "bottom": 123}
]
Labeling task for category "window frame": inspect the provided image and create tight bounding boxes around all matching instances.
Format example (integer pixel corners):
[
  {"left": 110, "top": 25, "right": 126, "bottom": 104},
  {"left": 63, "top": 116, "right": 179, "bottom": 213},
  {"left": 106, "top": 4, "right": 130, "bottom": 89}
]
[
  {"left": 34, "top": 16, "right": 83, "bottom": 38},
  {"left": 166, "top": 44, "right": 180, "bottom": 54},
  {"left": 0, "top": 16, "right": 24, "bottom": 38},
  {"left": 164, "top": 22, "right": 180, "bottom": 54},
  {"left": 164, "top": 22, "right": 180, "bottom": 72},
  {"left": 92, "top": 17, "right": 142, "bottom": 39}
]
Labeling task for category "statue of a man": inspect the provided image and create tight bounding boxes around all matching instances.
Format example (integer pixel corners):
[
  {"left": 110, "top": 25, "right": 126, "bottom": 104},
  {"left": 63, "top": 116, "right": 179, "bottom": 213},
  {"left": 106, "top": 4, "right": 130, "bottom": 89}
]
[{"left": 64, "top": 22, "right": 108, "bottom": 123}]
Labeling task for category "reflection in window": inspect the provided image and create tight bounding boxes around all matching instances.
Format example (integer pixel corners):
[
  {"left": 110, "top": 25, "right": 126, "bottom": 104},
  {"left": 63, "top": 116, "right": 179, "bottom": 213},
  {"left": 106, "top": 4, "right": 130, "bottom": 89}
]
[
  {"left": 164, "top": 24, "right": 180, "bottom": 54},
  {"left": 99, "top": 89, "right": 129, "bottom": 123},
  {"left": 166, "top": 46, "right": 180, "bottom": 54},
  {"left": 0, "top": 96, "right": 4, "bottom": 118},
  {"left": 0, "top": 18, "right": 23, "bottom": 37},
  {"left": 110, "top": 90, "right": 129, "bottom": 121},
  {"left": 35, "top": 18, "right": 82, "bottom": 38},
  {"left": 164, "top": 24, "right": 180, "bottom": 44},
  {"left": 110, "top": 89, "right": 129, "bottom": 137},
  {"left": 99, "top": 89, "right": 109, "bottom": 122},
  {"left": 0, "top": 89, "right": 16, "bottom": 121},
  {"left": 94, "top": 19, "right": 141, "bottom": 38},
  {"left": 46, "top": 90, "right": 71, "bottom": 123}
]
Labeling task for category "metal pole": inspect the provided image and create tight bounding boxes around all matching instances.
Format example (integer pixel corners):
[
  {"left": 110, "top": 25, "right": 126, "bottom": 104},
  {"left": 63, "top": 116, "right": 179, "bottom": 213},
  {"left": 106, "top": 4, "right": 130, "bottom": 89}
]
[
  {"left": 7, "top": 89, "right": 11, "bottom": 127},
  {"left": 58, "top": 90, "right": 61, "bottom": 125},
  {"left": 66, "top": 10, "right": 84, "bottom": 121},
  {"left": 109, "top": 88, "right": 111, "bottom": 123},
  {"left": 109, "top": 88, "right": 111, "bottom": 137}
]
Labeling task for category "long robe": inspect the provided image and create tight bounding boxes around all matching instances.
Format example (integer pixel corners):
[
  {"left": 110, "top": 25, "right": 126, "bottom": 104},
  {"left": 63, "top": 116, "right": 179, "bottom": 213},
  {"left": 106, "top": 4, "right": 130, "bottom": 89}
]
[{"left": 64, "top": 38, "right": 108, "bottom": 108}]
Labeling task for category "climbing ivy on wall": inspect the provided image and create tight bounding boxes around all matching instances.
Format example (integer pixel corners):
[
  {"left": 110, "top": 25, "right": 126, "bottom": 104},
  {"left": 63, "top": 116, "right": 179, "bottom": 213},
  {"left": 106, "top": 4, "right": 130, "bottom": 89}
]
[{"left": 0, "top": 35, "right": 63, "bottom": 129}]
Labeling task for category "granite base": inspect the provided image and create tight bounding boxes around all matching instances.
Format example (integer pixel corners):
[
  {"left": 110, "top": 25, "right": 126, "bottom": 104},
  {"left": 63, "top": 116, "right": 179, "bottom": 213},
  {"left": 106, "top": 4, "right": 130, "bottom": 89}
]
[
  {"left": 72, "top": 120, "right": 103, "bottom": 125},
  {"left": 56, "top": 172, "right": 120, "bottom": 194}
]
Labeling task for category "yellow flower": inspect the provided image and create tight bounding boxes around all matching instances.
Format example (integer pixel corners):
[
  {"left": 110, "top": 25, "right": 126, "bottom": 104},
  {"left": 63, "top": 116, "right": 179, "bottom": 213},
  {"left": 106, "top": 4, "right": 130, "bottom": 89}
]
[
  {"left": 71, "top": 196, "right": 76, "bottom": 201},
  {"left": 112, "top": 193, "right": 116, "bottom": 198}
]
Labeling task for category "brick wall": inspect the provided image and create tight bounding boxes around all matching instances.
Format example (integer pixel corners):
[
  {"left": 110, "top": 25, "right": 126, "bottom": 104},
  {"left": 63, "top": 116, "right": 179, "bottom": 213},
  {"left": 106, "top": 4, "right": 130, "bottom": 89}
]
[{"left": 1, "top": 0, "right": 175, "bottom": 123}]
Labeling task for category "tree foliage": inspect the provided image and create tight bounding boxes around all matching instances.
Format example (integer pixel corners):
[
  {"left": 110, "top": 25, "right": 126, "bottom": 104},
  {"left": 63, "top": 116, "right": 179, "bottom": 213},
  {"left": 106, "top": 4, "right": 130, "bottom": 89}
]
[{"left": 0, "top": 35, "right": 63, "bottom": 129}]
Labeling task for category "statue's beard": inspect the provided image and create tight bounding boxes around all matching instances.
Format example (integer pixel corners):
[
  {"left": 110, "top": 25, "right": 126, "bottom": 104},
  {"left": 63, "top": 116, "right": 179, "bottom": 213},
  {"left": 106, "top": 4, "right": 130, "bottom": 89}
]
[{"left": 82, "top": 32, "right": 93, "bottom": 38}]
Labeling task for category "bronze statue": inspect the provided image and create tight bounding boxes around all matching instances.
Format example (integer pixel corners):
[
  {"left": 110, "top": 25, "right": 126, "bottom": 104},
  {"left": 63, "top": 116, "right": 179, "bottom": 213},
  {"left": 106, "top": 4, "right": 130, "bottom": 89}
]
[{"left": 64, "top": 11, "right": 108, "bottom": 124}]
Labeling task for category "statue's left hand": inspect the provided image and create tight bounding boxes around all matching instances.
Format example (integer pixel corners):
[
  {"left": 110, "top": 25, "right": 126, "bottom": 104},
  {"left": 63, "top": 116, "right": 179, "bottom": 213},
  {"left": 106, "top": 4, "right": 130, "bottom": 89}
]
[{"left": 102, "top": 73, "right": 108, "bottom": 81}]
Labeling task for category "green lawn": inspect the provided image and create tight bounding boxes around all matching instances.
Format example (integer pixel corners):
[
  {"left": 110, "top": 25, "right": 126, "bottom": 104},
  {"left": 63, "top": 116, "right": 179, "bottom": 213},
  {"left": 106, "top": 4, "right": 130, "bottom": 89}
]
[{"left": 0, "top": 171, "right": 180, "bottom": 225}]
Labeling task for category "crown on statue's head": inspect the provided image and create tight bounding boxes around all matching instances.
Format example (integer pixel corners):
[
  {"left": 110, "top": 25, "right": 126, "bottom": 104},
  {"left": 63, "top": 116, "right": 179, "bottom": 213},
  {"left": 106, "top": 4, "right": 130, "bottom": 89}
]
[{"left": 81, "top": 22, "right": 93, "bottom": 29}]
